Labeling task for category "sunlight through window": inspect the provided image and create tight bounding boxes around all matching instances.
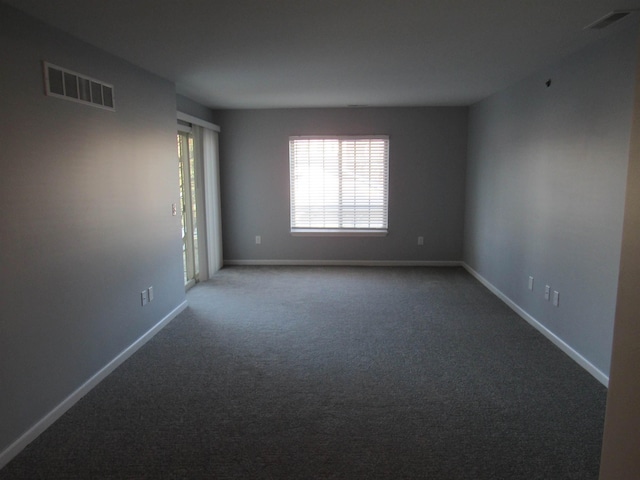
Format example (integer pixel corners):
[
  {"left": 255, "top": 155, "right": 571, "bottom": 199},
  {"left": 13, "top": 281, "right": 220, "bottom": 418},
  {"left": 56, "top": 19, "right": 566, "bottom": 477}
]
[{"left": 289, "top": 136, "right": 389, "bottom": 235}]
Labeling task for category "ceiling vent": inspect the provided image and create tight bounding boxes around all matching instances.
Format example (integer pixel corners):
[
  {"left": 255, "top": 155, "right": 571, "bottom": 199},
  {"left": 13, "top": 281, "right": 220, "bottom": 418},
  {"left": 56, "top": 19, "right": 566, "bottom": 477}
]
[
  {"left": 584, "top": 11, "right": 632, "bottom": 29},
  {"left": 43, "top": 62, "right": 115, "bottom": 111}
]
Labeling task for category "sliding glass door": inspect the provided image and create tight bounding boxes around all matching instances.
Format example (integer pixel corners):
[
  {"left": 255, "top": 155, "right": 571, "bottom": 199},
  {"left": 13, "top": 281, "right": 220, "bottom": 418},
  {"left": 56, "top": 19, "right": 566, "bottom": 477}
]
[
  {"left": 177, "top": 130, "right": 198, "bottom": 289},
  {"left": 176, "top": 116, "right": 223, "bottom": 288}
]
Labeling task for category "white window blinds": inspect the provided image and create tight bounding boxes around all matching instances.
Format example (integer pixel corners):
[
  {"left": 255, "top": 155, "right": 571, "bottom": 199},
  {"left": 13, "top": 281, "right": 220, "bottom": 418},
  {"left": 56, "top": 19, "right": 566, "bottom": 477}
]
[{"left": 289, "top": 136, "right": 389, "bottom": 234}]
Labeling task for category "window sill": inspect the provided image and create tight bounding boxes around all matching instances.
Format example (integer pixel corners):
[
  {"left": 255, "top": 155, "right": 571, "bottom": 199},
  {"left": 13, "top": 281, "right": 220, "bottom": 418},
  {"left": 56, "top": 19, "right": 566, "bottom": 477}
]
[{"left": 291, "top": 229, "right": 388, "bottom": 237}]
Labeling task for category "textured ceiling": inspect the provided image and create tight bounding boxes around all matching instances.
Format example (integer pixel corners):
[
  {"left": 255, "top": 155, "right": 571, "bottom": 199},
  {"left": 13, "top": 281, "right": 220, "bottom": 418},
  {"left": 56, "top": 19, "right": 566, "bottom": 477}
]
[{"left": 3, "top": 0, "right": 639, "bottom": 108}]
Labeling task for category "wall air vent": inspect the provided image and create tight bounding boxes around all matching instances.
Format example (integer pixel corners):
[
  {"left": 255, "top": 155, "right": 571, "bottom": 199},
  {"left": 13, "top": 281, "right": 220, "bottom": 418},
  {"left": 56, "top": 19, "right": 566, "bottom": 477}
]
[
  {"left": 584, "top": 11, "right": 632, "bottom": 30},
  {"left": 43, "top": 62, "right": 115, "bottom": 111}
]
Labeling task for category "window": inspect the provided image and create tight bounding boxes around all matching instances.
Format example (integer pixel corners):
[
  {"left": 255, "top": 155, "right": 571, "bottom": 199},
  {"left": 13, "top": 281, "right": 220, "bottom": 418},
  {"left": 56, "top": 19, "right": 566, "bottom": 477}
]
[{"left": 289, "top": 136, "right": 389, "bottom": 235}]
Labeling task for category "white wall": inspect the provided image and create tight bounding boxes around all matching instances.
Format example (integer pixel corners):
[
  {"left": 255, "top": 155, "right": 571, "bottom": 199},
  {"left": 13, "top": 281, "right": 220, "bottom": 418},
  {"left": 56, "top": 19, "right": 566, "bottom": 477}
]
[
  {"left": 464, "top": 23, "right": 639, "bottom": 379},
  {"left": 0, "top": 5, "right": 186, "bottom": 462},
  {"left": 212, "top": 107, "right": 468, "bottom": 263}
]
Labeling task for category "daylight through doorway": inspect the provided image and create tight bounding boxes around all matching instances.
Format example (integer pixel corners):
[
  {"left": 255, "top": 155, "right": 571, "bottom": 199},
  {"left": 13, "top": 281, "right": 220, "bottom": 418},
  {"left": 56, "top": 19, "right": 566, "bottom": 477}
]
[{"left": 177, "top": 130, "right": 198, "bottom": 289}]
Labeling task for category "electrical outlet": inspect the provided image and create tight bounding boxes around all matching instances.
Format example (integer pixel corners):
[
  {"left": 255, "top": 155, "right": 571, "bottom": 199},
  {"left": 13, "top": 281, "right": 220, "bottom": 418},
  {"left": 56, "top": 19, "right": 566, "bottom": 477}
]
[
  {"left": 544, "top": 285, "right": 550, "bottom": 301},
  {"left": 528, "top": 276, "right": 534, "bottom": 291},
  {"left": 417, "top": 236, "right": 424, "bottom": 245},
  {"left": 255, "top": 235, "right": 261, "bottom": 245},
  {"left": 141, "top": 290, "right": 149, "bottom": 306},
  {"left": 552, "top": 290, "right": 560, "bottom": 307},
  {"left": 148, "top": 286, "right": 154, "bottom": 302}
]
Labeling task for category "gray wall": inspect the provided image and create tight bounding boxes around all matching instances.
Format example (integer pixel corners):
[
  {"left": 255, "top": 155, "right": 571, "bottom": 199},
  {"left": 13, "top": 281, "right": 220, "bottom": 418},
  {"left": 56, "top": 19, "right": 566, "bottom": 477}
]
[
  {"left": 177, "top": 93, "right": 216, "bottom": 124},
  {"left": 0, "top": 5, "right": 185, "bottom": 456},
  {"left": 464, "top": 24, "right": 639, "bottom": 377},
  {"left": 212, "top": 107, "right": 468, "bottom": 262}
]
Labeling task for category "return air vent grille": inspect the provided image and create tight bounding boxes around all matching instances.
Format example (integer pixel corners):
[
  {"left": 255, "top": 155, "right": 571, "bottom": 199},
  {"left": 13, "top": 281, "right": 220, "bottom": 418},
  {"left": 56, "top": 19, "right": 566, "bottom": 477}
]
[{"left": 43, "top": 62, "right": 115, "bottom": 111}]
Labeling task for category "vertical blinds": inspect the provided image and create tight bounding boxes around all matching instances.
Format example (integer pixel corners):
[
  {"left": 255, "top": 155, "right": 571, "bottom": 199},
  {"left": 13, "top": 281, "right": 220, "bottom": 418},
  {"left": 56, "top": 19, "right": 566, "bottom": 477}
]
[{"left": 289, "top": 136, "right": 389, "bottom": 232}]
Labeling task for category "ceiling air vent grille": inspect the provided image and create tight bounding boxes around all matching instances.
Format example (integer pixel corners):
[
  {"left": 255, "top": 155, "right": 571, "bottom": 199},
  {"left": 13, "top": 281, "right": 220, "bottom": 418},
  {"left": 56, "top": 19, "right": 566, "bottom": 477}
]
[
  {"left": 585, "top": 11, "right": 632, "bottom": 29},
  {"left": 43, "top": 62, "right": 115, "bottom": 111}
]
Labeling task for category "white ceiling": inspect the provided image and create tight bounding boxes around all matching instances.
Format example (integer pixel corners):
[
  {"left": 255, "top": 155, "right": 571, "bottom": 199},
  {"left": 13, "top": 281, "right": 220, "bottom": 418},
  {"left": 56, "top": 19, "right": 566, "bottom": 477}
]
[{"left": 4, "top": 0, "right": 639, "bottom": 109}]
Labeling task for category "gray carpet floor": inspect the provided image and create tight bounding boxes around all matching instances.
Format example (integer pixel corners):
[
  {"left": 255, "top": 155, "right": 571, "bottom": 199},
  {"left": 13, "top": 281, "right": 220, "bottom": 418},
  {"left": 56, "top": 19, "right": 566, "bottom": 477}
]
[{"left": 1, "top": 266, "right": 607, "bottom": 479}]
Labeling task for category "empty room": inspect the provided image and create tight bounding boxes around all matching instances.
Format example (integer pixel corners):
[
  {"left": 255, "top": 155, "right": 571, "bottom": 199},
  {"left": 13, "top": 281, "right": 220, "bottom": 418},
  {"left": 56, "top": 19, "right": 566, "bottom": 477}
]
[{"left": 1, "top": 1, "right": 640, "bottom": 478}]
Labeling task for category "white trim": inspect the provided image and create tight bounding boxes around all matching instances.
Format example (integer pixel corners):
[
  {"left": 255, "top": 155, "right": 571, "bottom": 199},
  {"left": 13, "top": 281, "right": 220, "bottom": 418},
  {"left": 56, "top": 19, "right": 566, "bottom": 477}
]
[
  {"left": 289, "top": 135, "right": 390, "bottom": 140},
  {"left": 177, "top": 112, "right": 220, "bottom": 132},
  {"left": 462, "top": 263, "right": 609, "bottom": 387},
  {"left": 224, "top": 259, "right": 462, "bottom": 267},
  {"left": 0, "top": 301, "right": 188, "bottom": 470},
  {"left": 291, "top": 229, "right": 388, "bottom": 237}
]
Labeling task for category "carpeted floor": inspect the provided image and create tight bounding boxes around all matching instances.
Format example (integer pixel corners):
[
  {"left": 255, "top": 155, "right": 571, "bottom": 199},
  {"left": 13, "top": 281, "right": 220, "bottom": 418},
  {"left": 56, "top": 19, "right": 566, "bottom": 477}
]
[{"left": 0, "top": 266, "right": 607, "bottom": 479}]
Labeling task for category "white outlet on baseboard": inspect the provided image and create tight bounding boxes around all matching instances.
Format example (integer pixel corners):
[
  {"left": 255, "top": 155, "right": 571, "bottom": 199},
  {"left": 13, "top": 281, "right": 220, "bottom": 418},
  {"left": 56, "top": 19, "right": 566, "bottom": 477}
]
[
  {"left": 528, "top": 276, "right": 534, "bottom": 291},
  {"left": 544, "top": 285, "right": 550, "bottom": 301},
  {"left": 141, "top": 290, "right": 149, "bottom": 306},
  {"left": 255, "top": 235, "right": 261, "bottom": 244}
]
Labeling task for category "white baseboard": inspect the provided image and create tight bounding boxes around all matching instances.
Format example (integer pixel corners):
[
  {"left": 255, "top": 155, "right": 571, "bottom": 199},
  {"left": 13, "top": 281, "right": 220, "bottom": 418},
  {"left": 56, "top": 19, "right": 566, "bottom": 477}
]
[
  {"left": 0, "top": 301, "right": 188, "bottom": 470},
  {"left": 1, "top": 264, "right": 608, "bottom": 469},
  {"left": 224, "top": 259, "right": 463, "bottom": 267},
  {"left": 462, "top": 263, "right": 609, "bottom": 387}
]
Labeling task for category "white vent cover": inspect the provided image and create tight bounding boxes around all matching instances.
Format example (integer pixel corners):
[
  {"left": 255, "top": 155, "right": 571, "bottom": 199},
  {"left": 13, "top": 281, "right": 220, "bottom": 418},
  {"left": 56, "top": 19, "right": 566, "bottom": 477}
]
[{"left": 43, "top": 62, "right": 115, "bottom": 111}]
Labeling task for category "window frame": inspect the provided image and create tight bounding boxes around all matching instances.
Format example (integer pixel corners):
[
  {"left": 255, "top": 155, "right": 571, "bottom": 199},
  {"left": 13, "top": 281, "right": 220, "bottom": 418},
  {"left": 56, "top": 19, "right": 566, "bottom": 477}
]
[{"left": 289, "top": 135, "right": 389, "bottom": 237}]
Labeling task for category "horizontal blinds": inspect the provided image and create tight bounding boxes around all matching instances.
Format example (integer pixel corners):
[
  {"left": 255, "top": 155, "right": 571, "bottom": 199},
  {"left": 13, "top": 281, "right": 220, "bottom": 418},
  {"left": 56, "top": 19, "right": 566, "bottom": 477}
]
[{"left": 290, "top": 136, "right": 389, "bottom": 230}]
